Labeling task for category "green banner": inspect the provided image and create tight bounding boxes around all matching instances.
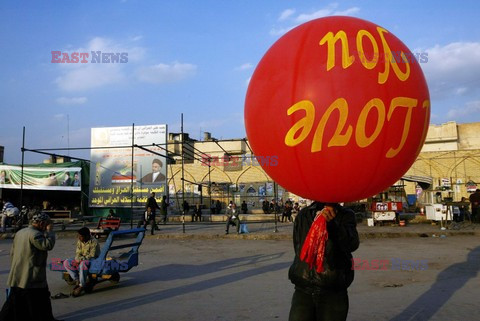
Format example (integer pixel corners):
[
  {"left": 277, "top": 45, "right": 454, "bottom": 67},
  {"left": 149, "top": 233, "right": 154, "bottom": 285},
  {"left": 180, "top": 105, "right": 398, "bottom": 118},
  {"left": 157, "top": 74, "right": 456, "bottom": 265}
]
[{"left": 0, "top": 165, "right": 82, "bottom": 191}]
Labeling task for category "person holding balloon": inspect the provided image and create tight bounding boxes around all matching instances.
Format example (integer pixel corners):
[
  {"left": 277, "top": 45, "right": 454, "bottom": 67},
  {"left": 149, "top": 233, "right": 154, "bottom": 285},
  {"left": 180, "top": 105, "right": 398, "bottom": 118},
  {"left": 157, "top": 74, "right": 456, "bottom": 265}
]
[
  {"left": 244, "top": 14, "right": 431, "bottom": 320},
  {"left": 288, "top": 202, "right": 359, "bottom": 321}
]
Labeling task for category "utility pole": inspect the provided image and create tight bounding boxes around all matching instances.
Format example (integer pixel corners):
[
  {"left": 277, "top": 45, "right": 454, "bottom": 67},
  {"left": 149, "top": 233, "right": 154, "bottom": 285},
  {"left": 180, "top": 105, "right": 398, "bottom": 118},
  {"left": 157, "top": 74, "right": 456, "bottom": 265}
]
[{"left": 181, "top": 113, "right": 185, "bottom": 233}]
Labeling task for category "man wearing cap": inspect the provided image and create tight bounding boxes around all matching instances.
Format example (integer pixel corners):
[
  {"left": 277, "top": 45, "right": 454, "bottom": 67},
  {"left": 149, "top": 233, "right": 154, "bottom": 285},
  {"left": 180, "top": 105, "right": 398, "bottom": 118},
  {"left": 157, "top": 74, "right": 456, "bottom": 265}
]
[
  {"left": 141, "top": 158, "right": 166, "bottom": 183},
  {"left": 0, "top": 212, "right": 63, "bottom": 321},
  {"left": 63, "top": 227, "right": 100, "bottom": 297}
]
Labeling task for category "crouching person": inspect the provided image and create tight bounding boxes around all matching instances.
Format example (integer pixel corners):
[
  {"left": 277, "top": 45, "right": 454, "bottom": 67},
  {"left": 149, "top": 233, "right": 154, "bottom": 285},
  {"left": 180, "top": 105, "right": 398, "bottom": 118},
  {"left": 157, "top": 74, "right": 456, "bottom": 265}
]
[
  {"left": 225, "top": 204, "right": 241, "bottom": 235},
  {"left": 63, "top": 227, "right": 100, "bottom": 297}
]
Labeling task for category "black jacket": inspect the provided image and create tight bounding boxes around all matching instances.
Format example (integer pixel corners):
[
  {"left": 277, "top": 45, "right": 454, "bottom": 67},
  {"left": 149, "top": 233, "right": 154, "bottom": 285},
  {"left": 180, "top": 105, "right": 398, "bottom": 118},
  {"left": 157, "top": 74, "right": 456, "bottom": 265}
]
[
  {"left": 146, "top": 196, "right": 160, "bottom": 213},
  {"left": 288, "top": 202, "right": 359, "bottom": 293}
]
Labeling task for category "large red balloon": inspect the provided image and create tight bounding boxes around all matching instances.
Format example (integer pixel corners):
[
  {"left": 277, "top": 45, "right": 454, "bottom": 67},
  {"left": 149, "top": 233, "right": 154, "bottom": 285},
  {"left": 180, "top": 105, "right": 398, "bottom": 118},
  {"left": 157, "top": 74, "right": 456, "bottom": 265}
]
[{"left": 245, "top": 16, "right": 430, "bottom": 202}]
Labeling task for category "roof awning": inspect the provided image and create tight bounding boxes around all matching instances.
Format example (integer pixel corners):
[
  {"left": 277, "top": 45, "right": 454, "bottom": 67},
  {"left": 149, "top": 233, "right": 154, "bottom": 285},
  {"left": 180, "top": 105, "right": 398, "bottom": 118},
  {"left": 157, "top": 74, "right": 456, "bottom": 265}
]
[{"left": 401, "top": 175, "right": 433, "bottom": 190}]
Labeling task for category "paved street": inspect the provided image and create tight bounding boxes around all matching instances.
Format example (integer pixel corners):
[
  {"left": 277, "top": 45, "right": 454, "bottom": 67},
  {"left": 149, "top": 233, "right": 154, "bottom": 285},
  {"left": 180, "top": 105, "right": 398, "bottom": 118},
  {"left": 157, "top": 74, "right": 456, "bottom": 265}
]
[{"left": 0, "top": 225, "right": 479, "bottom": 320}]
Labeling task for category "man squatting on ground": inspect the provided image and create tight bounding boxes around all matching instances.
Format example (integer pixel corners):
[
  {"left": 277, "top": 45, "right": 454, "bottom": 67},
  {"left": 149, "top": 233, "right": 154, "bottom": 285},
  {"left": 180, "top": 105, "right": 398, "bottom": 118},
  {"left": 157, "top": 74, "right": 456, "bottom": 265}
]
[
  {"left": 288, "top": 202, "right": 359, "bottom": 321},
  {"left": 0, "top": 212, "right": 63, "bottom": 321},
  {"left": 63, "top": 227, "right": 100, "bottom": 297}
]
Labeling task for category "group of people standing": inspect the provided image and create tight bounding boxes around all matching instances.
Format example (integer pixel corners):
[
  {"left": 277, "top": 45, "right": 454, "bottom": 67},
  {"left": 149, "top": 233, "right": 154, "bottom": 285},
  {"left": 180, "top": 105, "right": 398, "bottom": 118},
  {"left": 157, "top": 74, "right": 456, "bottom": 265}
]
[{"left": 262, "top": 199, "right": 301, "bottom": 222}]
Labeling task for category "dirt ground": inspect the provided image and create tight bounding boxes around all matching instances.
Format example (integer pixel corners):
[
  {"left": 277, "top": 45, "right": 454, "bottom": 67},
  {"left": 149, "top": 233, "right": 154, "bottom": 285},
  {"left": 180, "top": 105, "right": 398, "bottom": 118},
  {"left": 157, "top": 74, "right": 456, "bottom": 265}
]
[{"left": 0, "top": 234, "right": 479, "bottom": 321}]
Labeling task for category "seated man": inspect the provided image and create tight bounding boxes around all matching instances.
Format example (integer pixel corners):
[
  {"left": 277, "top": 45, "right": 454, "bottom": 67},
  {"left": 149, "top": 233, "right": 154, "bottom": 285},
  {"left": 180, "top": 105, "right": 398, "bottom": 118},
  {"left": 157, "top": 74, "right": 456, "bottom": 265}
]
[
  {"left": 63, "top": 227, "right": 100, "bottom": 297},
  {"left": 107, "top": 209, "right": 115, "bottom": 219},
  {"left": 0, "top": 199, "right": 19, "bottom": 233},
  {"left": 137, "top": 206, "right": 156, "bottom": 235},
  {"left": 225, "top": 204, "right": 241, "bottom": 234}
]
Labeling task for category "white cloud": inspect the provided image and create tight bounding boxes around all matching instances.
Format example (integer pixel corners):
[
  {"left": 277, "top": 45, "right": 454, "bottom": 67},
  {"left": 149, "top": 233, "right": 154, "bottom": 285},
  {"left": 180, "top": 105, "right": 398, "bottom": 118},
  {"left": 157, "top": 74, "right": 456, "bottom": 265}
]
[
  {"left": 333, "top": 7, "right": 360, "bottom": 16},
  {"left": 271, "top": 4, "right": 360, "bottom": 36},
  {"left": 236, "top": 63, "right": 253, "bottom": 71},
  {"left": 55, "top": 64, "right": 126, "bottom": 91},
  {"left": 130, "top": 35, "right": 143, "bottom": 42},
  {"left": 279, "top": 9, "right": 295, "bottom": 21},
  {"left": 54, "top": 37, "right": 145, "bottom": 92},
  {"left": 136, "top": 62, "right": 197, "bottom": 84},
  {"left": 270, "top": 26, "right": 295, "bottom": 36},
  {"left": 56, "top": 97, "right": 88, "bottom": 105},
  {"left": 295, "top": 3, "right": 339, "bottom": 23},
  {"left": 419, "top": 42, "right": 480, "bottom": 99},
  {"left": 447, "top": 100, "right": 480, "bottom": 120},
  {"left": 294, "top": 4, "right": 359, "bottom": 23}
]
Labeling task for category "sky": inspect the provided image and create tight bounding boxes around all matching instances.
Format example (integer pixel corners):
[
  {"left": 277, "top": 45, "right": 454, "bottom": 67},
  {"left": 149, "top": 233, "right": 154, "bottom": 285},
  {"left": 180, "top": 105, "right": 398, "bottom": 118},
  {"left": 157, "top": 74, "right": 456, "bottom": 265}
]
[{"left": 1, "top": 0, "right": 479, "bottom": 164}]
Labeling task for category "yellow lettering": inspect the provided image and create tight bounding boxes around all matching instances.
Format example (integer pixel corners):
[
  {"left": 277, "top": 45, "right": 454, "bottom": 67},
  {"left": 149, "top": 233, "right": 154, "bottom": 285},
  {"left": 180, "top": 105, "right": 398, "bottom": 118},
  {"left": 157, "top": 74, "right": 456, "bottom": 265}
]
[
  {"left": 319, "top": 31, "right": 355, "bottom": 71},
  {"left": 377, "top": 27, "right": 410, "bottom": 84},
  {"left": 311, "top": 98, "right": 352, "bottom": 152},
  {"left": 356, "top": 30, "right": 379, "bottom": 70},
  {"left": 414, "top": 100, "right": 431, "bottom": 155},
  {"left": 386, "top": 97, "right": 418, "bottom": 158},
  {"left": 284, "top": 100, "right": 315, "bottom": 147},
  {"left": 356, "top": 98, "right": 386, "bottom": 148}
]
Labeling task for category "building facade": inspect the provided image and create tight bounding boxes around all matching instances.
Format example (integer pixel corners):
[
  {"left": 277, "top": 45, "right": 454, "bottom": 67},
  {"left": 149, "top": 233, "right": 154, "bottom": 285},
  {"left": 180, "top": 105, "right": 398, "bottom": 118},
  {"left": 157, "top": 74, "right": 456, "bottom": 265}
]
[{"left": 166, "top": 122, "right": 480, "bottom": 210}]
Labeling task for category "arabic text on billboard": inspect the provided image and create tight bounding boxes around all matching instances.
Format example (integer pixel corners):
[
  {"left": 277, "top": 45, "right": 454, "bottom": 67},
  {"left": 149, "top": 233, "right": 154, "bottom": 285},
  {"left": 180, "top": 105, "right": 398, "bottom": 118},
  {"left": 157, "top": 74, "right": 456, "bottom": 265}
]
[{"left": 89, "top": 124, "right": 167, "bottom": 207}]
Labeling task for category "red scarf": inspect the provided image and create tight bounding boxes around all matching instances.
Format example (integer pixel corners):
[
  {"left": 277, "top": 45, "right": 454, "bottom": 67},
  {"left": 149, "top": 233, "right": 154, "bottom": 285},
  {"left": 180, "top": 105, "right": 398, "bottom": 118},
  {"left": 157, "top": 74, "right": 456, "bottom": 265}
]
[{"left": 300, "top": 213, "right": 328, "bottom": 273}]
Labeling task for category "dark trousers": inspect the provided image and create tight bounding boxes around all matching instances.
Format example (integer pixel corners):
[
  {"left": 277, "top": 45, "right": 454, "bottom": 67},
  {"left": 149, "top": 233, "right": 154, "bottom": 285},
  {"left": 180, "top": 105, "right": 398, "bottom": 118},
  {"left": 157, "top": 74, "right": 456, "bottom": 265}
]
[
  {"left": 289, "top": 288, "right": 349, "bottom": 321},
  {"left": 192, "top": 212, "right": 202, "bottom": 222},
  {"left": 161, "top": 212, "right": 168, "bottom": 224},
  {"left": 282, "top": 213, "right": 292, "bottom": 222},
  {"left": 0, "top": 287, "right": 54, "bottom": 321},
  {"left": 225, "top": 217, "right": 240, "bottom": 233},
  {"left": 472, "top": 208, "right": 480, "bottom": 223},
  {"left": 138, "top": 216, "right": 156, "bottom": 235}
]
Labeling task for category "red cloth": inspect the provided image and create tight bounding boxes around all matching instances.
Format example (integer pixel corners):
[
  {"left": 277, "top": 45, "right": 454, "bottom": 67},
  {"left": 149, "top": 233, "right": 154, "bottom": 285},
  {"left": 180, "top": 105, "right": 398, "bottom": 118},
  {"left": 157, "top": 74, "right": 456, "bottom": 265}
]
[{"left": 300, "top": 214, "right": 328, "bottom": 273}]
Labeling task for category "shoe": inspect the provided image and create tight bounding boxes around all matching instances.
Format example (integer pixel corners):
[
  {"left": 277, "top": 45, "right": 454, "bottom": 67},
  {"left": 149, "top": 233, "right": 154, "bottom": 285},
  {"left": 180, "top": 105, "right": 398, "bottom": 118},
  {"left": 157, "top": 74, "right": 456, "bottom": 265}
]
[
  {"left": 151, "top": 232, "right": 154, "bottom": 235},
  {"left": 51, "top": 292, "right": 69, "bottom": 299},
  {"left": 225, "top": 231, "right": 229, "bottom": 235},
  {"left": 72, "top": 286, "right": 84, "bottom": 297}
]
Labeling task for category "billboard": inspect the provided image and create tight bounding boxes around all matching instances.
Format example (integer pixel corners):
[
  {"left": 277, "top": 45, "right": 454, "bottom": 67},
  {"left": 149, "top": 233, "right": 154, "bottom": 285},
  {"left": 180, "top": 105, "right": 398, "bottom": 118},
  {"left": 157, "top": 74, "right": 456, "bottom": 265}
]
[
  {"left": 0, "top": 165, "right": 82, "bottom": 191},
  {"left": 89, "top": 124, "right": 168, "bottom": 207}
]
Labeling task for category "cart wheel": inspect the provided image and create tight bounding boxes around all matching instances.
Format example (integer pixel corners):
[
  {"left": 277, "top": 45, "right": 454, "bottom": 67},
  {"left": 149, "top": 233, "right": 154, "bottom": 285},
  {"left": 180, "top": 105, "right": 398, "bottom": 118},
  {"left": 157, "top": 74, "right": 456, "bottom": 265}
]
[
  {"left": 109, "top": 272, "right": 120, "bottom": 284},
  {"left": 61, "top": 224, "right": 66, "bottom": 231},
  {"left": 94, "top": 234, "right": 100, "bottom": 239},
  {"left": 63, "top": 273, "right": 77, "bottom": 286}
]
